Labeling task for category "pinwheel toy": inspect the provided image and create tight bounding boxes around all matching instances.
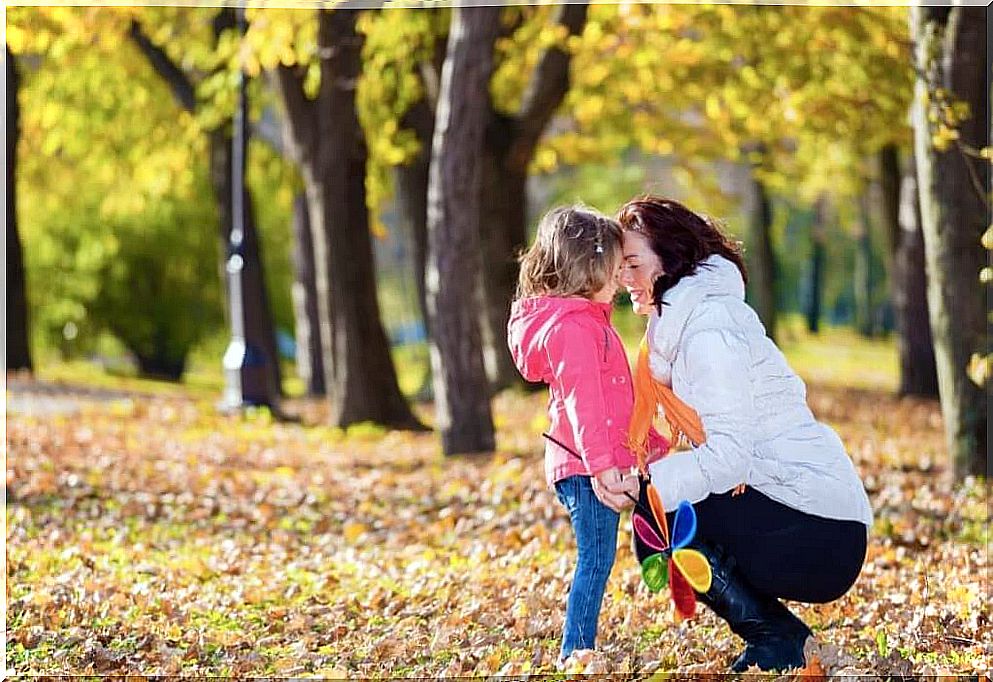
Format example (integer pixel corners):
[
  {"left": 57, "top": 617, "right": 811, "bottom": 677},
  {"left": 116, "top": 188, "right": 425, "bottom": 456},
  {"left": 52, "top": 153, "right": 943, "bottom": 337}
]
[
  {"left": 632, "top": 479, "right": 713, "bottom": 621},
  {"left": 540, "top": 432, "right": 713, "bottom": 620}
]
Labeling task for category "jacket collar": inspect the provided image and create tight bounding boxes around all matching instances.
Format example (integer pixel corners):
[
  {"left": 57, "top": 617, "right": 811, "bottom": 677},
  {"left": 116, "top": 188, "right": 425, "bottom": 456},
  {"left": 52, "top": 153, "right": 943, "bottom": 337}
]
[{"left": 648, "top": 254, "right": 745, "bottom": 363}]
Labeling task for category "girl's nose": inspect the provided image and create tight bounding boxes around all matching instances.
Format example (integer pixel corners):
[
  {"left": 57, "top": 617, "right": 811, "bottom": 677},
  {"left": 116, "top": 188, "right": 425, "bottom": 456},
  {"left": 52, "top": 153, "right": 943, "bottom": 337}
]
[{"left": 618, "top": 267, "right": 632, "bottom": 286}]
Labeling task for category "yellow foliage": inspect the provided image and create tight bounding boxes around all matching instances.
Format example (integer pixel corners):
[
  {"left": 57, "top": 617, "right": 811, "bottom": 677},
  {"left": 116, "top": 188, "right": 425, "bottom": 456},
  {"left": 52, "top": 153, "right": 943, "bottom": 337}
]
[{"left": 343, "top": 522, "right": 368, "bottom": 544}]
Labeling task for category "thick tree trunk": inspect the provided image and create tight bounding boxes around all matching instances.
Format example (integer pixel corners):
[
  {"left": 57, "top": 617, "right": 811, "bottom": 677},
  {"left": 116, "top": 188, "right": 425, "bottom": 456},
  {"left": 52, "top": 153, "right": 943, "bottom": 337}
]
[
  {"left": 290, "top": 193, "right": 325, "bottom": 396},
  {"left": 7, "top": 46, "right": 32, "bottom": 373},
  {"left": 275, "top": 10, "right": 422, "bottom": 430},
  {"left": 747, "top": 168, "right": 778, "bottom": 342},
  {"left": 881, "top": 147, "right": 938, "bottom": 397},
  {"left": 806, "top": 197, "right": 827, "bottom": 335},
  {"left": 476, "top": 2, "right": 589, "bottom": 392},
  {"left": 426, "top": 5, "right": 500, "bottom": 454},
  {"left": 912, "top": 6, "right": 988, "bottom": 479},
  {"left": 854, "top": 192, "right": 875, "bottom": 337}
]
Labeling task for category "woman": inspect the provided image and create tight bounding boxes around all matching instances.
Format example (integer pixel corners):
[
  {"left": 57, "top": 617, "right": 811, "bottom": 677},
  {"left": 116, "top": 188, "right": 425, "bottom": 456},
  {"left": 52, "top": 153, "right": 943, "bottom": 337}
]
[{"left": 617, "top": 196, "right": 872, "bottom": 673}]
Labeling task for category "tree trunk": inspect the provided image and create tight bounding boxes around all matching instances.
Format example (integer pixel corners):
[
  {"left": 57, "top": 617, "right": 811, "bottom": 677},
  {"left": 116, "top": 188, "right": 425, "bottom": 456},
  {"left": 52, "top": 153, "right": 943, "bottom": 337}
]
[
  {"left": 912, "top": 6, "right": 988, "bottom": 479},
  {"left": 396, "top": 96, "right": 435, "bottom": 336},
  {"left": 275, "top": 10, "right": 423, "bottom": 430},
  {"left": 806, "top": 196, "right": 827, "bottom": 335},
  {"left": 290, "top": 193, "right": 325, "bottom": 396},
  {"left": 135, "top": 353, "right": 186, "bottom": 381},
  {"left": 746, "top": 167, "right": 778, "bottom": 342},
  {"left": 476, "top": 2, "right": 589, "bottom": 392},
  {"left": 426, "top": 5, "right": 501, "bottom": 454},
  {"left": 7, "top": 46, "right": 32, "bottom": 373},
  {"left": 478, "top": 139, "right": 528, "bottom": 390},
  {"left": 881, "top": 146, "right": 938, "bottom": 397},
  {"left": 854, "top": 192, "right": 875, "bottom": 337}
]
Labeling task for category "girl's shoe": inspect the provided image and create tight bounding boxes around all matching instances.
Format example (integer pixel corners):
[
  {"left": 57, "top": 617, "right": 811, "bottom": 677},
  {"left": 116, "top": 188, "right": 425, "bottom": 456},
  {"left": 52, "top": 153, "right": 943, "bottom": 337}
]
[{"left": 556, "top": 648, "right": 597, "bottom": 673}]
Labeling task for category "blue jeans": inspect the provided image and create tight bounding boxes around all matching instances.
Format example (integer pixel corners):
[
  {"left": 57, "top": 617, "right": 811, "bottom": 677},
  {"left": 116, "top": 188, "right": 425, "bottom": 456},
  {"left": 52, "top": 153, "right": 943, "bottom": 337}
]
[{"left": 554, "top": 475, "right": 620, "bottom": 659}]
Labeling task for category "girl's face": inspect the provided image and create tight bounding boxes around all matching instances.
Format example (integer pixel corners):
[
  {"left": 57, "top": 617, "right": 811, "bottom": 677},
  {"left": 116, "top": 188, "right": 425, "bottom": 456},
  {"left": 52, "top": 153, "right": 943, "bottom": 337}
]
[
  {"left": 590, "top": 251, "right": 622, "bottom": 304},
  {"left": 620, "top": 231, "right": 664, "bottom": 316}
]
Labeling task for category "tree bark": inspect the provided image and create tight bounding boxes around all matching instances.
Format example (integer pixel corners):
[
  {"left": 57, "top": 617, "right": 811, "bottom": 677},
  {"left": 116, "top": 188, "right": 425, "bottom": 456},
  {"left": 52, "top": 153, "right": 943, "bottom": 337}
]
[
  {"left": 881, "top": 146, "right": 938, "bottom": 397},
  {"left": 478, "top": 144, "right": 528, "bottom": 389},
  {"left": 746, "top": 167, "right": 778, "bottom": 342},
  {"left": 7, "top": 45, "right": 32, "bottom": 373},
  {"left": 130, "top": 14, "right": 282, "bottom": 396},
  {"left": 477, "top": 2, "right": 589, "bottom": 392},
  {"left": 290, "top": 193, "right": 325, "bottom": 396},
  {"left": 912, "top": 6, "right": 988, "bottom": 479},
  {"left": 396, "top": 96, "right": 435, "bottom": 336},
  {"left": 426, "top": 5, "right": 501, "bottom": 455},
  {"left": 806, "top": 196, "right": 827, "bottom": 335},
  {"left": 275, "top": 10, "right": 423, "bottom": 429},
  {"left": 396, "top": 36, "right": 447, "bottom": 341}
]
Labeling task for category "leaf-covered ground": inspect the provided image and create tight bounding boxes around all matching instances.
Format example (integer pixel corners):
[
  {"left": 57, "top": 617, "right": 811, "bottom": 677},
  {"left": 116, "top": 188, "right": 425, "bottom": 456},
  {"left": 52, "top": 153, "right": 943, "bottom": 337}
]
[{"left": 5, "top": 374, "right": 990, "bottom": 677}]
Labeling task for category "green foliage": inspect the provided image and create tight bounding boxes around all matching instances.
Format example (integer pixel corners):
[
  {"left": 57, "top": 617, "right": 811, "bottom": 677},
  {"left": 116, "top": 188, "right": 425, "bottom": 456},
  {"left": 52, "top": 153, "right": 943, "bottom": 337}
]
[
  {"left": 11, "top": 6, "right": 300, "bottom": 373},
  {"left": 13, "top": 7, "right": 208, "bottom": 358},
  {"left": 88, "top": 179, "right": 223, "bottom": 378},
  {"left": 545, "top": 157, "right": 647, "bottom": 217}
]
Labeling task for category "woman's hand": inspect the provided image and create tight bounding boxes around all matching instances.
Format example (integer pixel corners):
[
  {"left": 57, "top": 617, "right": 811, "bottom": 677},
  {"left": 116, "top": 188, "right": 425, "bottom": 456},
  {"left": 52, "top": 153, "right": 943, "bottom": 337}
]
[{"left": 592, "top": 467, "right": 638, "bottom": 512}]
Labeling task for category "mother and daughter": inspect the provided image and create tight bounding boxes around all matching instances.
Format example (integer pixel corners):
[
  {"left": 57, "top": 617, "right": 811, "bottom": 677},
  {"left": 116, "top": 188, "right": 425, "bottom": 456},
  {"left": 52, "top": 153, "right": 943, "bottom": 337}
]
[{"left": 507, "top": 198, "right": 872, "bottom": 672}]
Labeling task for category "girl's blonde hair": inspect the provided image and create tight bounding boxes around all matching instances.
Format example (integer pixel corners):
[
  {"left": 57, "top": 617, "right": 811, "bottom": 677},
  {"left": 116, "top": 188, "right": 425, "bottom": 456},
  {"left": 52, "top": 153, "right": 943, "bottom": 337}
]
[{"left": 516, "top": 205, "right": 623, "bottom": 300}]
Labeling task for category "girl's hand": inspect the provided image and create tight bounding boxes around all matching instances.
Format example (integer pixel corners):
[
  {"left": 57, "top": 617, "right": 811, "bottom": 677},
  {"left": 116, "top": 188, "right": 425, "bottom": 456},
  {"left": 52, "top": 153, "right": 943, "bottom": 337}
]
[{"left": 592, "top": 467, "right": 635, "bottom": 512}]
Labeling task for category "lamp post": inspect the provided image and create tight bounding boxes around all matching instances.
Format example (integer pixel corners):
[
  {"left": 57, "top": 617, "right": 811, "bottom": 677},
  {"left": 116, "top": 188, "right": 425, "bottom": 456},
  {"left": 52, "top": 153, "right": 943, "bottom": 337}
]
[{"left": 221, "top": 6, "right": 273, "bottom": 412}]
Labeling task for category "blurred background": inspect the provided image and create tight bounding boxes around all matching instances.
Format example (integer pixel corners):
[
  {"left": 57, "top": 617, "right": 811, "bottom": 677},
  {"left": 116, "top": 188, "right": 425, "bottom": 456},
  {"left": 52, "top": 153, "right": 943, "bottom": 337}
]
[{"left": 6, "top": 3, "right": 989, "bottom": 475}]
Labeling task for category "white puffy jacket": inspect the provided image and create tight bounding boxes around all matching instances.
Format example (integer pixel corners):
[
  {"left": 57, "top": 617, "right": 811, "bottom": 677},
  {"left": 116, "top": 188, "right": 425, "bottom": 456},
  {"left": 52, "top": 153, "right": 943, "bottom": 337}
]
[{"left": 646, "top": 254, "right": 873, "bottom": 528}]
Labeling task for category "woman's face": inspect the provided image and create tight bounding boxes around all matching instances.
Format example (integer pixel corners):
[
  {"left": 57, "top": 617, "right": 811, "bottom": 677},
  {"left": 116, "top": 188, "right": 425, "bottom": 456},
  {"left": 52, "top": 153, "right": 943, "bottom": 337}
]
[{"left": 620, "top": 231, "right": 664, "bottom": 316}]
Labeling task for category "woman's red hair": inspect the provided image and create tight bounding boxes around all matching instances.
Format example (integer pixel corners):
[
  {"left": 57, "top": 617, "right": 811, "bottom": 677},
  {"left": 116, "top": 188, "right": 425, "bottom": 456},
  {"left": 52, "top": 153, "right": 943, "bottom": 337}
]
[{"left": 616, "top": 197, "right": 747, "bottom": 313}]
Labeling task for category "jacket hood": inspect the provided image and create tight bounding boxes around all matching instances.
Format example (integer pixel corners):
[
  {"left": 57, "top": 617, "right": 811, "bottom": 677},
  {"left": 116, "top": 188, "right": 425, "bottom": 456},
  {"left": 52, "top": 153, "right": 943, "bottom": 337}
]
[
  {"left": 508, "top": 296, "right": 612, "bottom": 382},
  {"left": 649, "top": 254, "right": 746, "bottom": 366}
]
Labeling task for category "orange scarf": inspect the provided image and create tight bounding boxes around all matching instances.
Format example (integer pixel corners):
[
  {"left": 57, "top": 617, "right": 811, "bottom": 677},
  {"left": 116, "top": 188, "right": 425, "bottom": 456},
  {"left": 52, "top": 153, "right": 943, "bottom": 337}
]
[{"left": 628, "top": 336, "right": 706, "bottom": 474}]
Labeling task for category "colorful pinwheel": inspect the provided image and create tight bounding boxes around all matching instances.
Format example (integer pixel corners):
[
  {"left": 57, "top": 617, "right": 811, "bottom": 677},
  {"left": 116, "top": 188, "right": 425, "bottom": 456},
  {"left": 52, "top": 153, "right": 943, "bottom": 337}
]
[
  {"left": 632, "top": 482, "right": 713, "bottom": 620},
  {"left": 538, "top": 432, "right": 713, "bottom": 620}
]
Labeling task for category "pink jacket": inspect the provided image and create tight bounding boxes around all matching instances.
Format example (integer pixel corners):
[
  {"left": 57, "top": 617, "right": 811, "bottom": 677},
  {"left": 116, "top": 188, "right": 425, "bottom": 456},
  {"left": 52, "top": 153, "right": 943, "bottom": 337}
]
[{"left": 508, "top": 296, "right": 669, "bottom": 486}]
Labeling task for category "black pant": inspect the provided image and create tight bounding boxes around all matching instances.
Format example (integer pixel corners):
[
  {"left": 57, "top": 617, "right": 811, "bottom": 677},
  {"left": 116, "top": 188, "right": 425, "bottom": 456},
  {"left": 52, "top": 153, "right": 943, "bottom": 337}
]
[{"left": 673, "top": 488, "right": 867, "bottom": 604}]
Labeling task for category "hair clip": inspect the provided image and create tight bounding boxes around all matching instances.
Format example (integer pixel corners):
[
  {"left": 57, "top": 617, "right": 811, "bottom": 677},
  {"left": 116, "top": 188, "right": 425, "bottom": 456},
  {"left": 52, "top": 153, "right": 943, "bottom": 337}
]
[{"left": 594, "top": 222, "right": 604, "bottom": 254}]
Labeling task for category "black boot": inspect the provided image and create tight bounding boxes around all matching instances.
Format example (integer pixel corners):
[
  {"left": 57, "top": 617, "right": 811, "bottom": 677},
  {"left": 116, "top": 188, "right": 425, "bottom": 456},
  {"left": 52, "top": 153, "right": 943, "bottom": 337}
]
[
  {"left": 693, "top": 540, "right": 811, "bottom": 673},
  {"left": 630, "top": 481, "right": 809, "bottom": 672}
]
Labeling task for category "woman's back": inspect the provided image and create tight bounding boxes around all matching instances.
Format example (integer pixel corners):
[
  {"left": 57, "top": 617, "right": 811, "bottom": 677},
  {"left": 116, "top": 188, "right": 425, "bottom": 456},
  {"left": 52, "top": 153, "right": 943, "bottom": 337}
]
[{"left": 649, "top": 256, "right": 872, "bottom": 526}]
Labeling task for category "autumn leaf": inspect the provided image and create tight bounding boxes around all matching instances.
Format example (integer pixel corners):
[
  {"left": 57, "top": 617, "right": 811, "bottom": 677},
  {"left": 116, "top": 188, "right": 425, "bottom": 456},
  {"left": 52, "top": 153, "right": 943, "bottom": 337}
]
[{"left": 6, "top": 363, "right": 991, "bottom": 676}]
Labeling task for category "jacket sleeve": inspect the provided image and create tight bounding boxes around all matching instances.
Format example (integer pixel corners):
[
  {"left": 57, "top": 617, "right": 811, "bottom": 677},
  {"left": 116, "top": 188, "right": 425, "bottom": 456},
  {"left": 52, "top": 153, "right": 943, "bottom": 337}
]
[
  {"left": 545, "top": 319, "right": 615, "bottom": 476},
  {"left": 648, "top": 327, "right": 755, "bottom": 509}
]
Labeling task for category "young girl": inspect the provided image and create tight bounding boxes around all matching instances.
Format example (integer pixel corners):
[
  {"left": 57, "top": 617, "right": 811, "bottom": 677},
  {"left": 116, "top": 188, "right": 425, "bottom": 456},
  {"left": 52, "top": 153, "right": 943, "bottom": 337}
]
[{"left": 507, "top": 205, "right": 669, "bottom": 665}]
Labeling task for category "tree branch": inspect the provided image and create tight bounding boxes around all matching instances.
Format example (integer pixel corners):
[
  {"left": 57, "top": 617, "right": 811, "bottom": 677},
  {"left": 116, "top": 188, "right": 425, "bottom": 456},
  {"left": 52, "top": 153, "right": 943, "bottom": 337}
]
[
  {"left": 128, "top": 19, "right": 197, "bottom": 113},
  {"left": 508, "top": 1, "right": 589, "bottom": 171}
]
